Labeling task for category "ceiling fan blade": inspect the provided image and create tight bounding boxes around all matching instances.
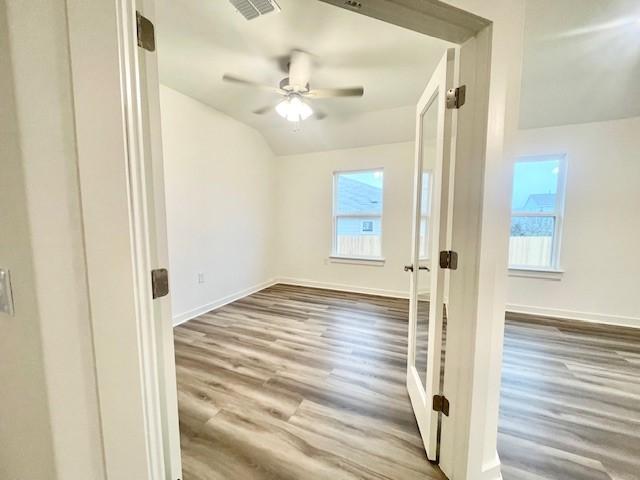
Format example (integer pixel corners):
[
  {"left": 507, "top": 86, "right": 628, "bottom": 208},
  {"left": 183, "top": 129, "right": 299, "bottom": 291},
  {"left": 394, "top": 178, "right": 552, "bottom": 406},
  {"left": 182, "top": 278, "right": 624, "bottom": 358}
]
[
  {"left": 288, "top": 50, "right": 312, "bottom": 91},
  {"left": 253, "top": 104, "right": 275, "bottom": 115},
  {"left": 306, "top": 87, "right": 364, "bottom": 98},
  {"left": 222, "top": 74, "right": 286, "bottom": 95}
]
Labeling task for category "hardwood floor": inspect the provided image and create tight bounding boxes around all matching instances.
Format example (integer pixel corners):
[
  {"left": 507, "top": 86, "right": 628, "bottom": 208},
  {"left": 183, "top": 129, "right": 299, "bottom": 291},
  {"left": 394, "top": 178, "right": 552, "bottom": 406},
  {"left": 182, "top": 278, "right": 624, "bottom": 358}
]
[
  {"left": 174, "top": 284, "right": 640, "bottom": 480},
  {"left": 174, "top": 284, "right": 444, "bottom": 480},
  {"left": 498, "top": 313, "right": 640, "bottom": 480}
]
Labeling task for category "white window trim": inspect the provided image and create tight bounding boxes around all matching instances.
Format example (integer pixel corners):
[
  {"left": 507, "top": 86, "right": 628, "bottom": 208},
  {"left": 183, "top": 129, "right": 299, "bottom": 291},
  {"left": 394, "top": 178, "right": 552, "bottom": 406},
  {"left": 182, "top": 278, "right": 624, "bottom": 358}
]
[
  {"left": 332, "top": 168, "right": 384, "bottom": 261},
  {"left": 509, "top": 154, "right": 568, "bottom": 272},
  {"left": 328, "top": 255, "right": 386, "bottom": 266},
  {"left": 508, "top": 266, "right": 564, "bottom": 280}
]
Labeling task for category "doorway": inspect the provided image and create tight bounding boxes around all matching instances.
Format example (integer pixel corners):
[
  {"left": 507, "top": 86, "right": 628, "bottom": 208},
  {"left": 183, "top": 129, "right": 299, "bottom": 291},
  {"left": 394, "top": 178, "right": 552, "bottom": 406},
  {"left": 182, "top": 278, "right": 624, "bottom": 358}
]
[
  {"left": 157, "top": 1, "right": 454, "bottom": 476},
  {"left": 66, "top": 0, "right": 524, "bottom": 478}
]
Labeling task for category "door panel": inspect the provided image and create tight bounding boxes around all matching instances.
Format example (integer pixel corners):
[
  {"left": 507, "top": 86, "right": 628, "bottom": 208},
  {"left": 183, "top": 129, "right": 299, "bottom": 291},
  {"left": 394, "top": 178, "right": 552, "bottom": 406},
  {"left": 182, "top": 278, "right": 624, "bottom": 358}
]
[
  {"left": 406, "top": 49, "right": 455, "bottom": 464},
  {"left": 413, "top": 99, "right": 438, "bottom": 392}
]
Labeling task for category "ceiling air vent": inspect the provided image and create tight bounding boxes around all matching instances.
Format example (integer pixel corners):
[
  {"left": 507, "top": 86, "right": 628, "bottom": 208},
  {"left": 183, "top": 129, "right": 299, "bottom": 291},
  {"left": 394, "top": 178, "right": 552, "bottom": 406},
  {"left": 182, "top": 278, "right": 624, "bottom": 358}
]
[{"left": 229, "top": 0, "right": 281, "bottom": 20}]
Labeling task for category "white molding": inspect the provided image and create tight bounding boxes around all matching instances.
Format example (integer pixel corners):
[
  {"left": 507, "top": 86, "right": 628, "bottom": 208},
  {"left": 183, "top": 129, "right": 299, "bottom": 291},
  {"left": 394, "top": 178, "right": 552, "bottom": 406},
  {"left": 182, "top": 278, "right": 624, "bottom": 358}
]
[
  {"left": 173, "top": 279, "right": 277, "bottom": 326},
  {"left": 508, "top": 268, "right": 564, "bottom": 280},
  {"left": 328, "top": 256, "right": 386, "bottom": 266},
  {"left": 117, "top": 3, "right": 167, "bottom": 477},
  {"left": 481, "top": 453, "right": 503, "bottom": 480},
  {"left": 276, "top": 277, "right": 409, "bottom": 299},
  {"left": 506, "top": 303, "right": 640, "bottom": 329}
]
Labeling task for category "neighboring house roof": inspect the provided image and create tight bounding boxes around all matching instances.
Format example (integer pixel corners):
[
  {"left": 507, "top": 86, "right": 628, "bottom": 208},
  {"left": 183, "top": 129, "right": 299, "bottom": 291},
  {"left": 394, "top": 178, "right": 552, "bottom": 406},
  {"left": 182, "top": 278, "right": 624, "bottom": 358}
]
[
  {"left": 337, "top": 176, "right": 382, "bottom": 214},
  {"left": 522, "top": 193, "right": 556, "bottom": 211}
]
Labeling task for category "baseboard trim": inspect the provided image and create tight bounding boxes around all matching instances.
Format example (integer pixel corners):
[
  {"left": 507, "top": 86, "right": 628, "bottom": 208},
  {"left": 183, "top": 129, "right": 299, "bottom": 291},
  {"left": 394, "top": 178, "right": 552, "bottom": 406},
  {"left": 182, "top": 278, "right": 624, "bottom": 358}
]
[
  {"left": 506, "top": 303, "right": 640, "bottom": 329},
  {"left": 275, "top": 277, "right": 409, "bottom": 299},
  {"left": 173, "top": 278, "right": 408, "bottom": 326},
  {"left": 480, "top": 452, "right": 503, "bottom": 480},
  {"left": 173, "top": 279, "right": 277, "bottom": 326}
]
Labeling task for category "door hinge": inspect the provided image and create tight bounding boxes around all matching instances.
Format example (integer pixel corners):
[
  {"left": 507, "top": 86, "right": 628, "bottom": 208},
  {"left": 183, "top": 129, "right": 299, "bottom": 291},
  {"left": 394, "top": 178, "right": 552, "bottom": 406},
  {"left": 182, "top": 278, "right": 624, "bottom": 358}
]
[
  {"left": 136, "top": 11, "right": 156, "bottom": 52},
  {"left": 151, "top": 268, "right": 169, "bottom": 299},
  {"left": 446, "top": 85, "right": 466, "bottom": 109},
  {"left": 433, "top": 394, "right": 450, "bottom": 416},
  {"left": 439, "top": 250, "right": 458, "bottom": 270}
]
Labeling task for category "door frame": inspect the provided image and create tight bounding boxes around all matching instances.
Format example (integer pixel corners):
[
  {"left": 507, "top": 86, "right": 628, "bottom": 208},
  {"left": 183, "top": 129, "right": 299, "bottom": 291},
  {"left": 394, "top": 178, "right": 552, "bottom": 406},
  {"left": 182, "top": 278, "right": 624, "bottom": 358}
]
[
  {"left": 66, "top": 0, "right": 181, "bottom": 478},
  {"left": 65, "top": 1, "right": 524, "bottom": 479}
]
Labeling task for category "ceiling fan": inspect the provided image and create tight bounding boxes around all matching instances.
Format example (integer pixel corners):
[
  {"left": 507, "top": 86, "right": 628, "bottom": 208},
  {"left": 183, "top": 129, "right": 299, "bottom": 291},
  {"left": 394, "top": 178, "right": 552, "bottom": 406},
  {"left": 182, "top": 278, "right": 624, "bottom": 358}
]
[{"left": 222, "top": 50, "right": 364, "bottom": 122}]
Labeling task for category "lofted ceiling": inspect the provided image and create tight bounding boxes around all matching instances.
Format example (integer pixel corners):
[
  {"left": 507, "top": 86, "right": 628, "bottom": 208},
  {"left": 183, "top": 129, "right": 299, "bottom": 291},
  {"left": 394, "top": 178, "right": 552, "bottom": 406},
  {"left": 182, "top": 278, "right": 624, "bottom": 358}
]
[
  {"left": 156, "top": 0, "right": 452, "bottom": 155},
  {"left": 520, "top": 0, "right": 640, "bottom": 129},
  {"left": 157, "top": 0, "right": 640, "bottom": 154}
]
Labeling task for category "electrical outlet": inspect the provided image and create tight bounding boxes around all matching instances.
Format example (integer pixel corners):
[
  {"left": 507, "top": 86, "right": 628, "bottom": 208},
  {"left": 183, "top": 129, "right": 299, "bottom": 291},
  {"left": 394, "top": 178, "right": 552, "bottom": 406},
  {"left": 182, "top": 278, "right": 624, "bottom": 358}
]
[
  {"left": 198, "top": 273, "right": 205, "bottom": 284},
  {"left": 0, "top": 269, "right": 15, "bottom": 316}
]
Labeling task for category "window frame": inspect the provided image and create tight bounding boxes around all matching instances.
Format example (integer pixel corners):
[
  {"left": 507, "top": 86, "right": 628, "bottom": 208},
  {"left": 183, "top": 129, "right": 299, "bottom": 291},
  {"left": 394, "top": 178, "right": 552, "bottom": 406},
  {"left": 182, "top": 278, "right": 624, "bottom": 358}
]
[
  {"left": 331, "top": 168, "right": 385, "bottom": 261},
  {"left": 509, "top": 154, "right": 568, "bottom": 272}
]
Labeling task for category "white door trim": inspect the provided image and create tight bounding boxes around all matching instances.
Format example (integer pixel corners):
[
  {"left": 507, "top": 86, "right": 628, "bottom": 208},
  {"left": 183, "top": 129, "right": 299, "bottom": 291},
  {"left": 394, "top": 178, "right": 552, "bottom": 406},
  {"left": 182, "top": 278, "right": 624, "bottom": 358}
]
[
  {"left": 131, "top": 0, "right": 183, "bottom": 476},
  {"left": 115, "top": 2, "right": 171, "bottom": 479},
  {"left": 66, "top": 0, "right": 181, "bottom": 478}
]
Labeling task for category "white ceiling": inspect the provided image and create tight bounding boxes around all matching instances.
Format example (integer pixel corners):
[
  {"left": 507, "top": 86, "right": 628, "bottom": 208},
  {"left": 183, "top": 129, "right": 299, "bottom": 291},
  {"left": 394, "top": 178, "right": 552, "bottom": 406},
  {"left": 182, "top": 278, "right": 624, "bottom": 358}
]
[
  {"left": 520, "top": 0, "right": 640, "bottom": 128},
  {"left": 156, "top": 0, "right": 451, "bottom": 155},
  {"left": 157, "top": 0, "right": 640, "bottom": 153}
]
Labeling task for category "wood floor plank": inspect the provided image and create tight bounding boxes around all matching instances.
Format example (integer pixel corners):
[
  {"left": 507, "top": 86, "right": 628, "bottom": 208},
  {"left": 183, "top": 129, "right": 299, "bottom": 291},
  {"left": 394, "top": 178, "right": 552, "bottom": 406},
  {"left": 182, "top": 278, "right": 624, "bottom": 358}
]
[
  {"left": 175, "top": 284, "right": 640, "bottom": 480},
  {"left": 499, "top": 313, "right": 640, "bottom": 480},
  {"left": 175, "top": 284, "right": 443, "bottom": 480}
]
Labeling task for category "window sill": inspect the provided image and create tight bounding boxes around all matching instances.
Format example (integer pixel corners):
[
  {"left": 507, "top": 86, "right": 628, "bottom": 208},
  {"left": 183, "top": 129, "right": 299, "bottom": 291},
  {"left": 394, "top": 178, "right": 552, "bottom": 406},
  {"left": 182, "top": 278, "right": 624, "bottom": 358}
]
[
  {"left": 508, "top": 267, "right": 564, "bottom": 280},
  {"left": 328, "top": 256, "right": 386, "bottom": 266}
]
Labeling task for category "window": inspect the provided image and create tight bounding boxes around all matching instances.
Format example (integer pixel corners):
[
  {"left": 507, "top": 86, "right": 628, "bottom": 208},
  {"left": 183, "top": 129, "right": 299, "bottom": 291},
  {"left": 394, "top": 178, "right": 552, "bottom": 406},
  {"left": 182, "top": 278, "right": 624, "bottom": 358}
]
[
  {"left": 509, "top": 155, "right": 566, "bottom": 270},
  {"left": 333, "top": 169, "right": 383, "bottom": 259}
]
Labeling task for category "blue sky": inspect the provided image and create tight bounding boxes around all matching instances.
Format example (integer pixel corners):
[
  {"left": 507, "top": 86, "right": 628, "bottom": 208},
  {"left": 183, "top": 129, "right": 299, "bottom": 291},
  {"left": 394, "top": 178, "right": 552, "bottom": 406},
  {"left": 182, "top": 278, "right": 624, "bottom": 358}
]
[{"left": 512, "top": 159, "right": 560, "bottom": 210}]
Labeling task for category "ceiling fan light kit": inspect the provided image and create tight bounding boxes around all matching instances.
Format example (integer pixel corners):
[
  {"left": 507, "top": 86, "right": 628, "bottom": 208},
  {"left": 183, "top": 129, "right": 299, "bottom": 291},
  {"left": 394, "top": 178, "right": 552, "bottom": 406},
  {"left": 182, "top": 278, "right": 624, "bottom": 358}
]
[
  {"left": 276, "top": 95, "right": 314, "bottom": 122},
  {"left": 223, "top": 49, "right": 364, "bottom": 123}
]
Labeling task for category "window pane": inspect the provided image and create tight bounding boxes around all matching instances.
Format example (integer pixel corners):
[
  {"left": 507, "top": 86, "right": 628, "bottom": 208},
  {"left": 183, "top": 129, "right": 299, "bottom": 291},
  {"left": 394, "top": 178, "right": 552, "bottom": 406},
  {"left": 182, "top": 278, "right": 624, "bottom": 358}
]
[
  {"left": 420, "top": 172, "right": 432, "bottom": 213},
  {"left": 419, "top": 216, "right": 430, "bottom": 259},
  {"left": 419, "top": 171, "right": 432, "bottom": 259},
  {"left": 509, "top": 216, "right": 555, "bottom": 268},
  {"left": 336, "top": 171, "right": 383, "bottom": 215},
  {"left": 512, "top": 159, "right": 560, "bottom": 212},
  {"left": 336, "top": 217, "right": 381, "bottom": 257}
]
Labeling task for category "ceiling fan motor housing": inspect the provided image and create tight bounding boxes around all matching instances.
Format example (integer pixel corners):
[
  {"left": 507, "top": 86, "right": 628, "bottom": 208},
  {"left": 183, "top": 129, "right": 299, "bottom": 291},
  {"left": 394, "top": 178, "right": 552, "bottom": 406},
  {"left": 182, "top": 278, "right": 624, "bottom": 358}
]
[{"left": 280, "top": 77, "right": 309, "bottom": 93}]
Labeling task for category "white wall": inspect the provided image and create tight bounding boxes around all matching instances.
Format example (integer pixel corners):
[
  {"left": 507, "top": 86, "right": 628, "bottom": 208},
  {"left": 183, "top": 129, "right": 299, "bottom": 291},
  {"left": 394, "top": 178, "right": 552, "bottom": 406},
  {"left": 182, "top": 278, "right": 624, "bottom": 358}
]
[
  {"left": 0, "top": 4, "right": 56, "bottom": 477},
  {"left": 160, "top": 86, "right": 277, "bottom": 324},
  {"left": 1, "top": 1, "right": 105, "bottom": 479},
  {"left": 160, "top": 88, "right": 416, "bottom": 308},
  {"left": 274, "top": 142, "right": 415, "bottom": 297},
  {"left": 508, "top": 117, "right": 640, "bottom": 327}
]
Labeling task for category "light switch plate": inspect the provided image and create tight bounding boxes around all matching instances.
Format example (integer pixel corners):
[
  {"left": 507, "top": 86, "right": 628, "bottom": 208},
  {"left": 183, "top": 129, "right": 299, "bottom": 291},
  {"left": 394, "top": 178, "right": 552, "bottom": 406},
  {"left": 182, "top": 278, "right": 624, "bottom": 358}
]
[{"left": 0, "top": 269, "right": 15, "bottom": 316}]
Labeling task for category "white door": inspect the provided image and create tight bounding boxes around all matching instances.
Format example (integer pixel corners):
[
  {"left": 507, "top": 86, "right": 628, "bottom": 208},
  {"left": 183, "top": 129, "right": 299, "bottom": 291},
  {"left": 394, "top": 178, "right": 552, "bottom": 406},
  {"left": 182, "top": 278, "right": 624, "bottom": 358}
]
[{"left": 406, "top": 49, "right": 455, "bottom": 463}]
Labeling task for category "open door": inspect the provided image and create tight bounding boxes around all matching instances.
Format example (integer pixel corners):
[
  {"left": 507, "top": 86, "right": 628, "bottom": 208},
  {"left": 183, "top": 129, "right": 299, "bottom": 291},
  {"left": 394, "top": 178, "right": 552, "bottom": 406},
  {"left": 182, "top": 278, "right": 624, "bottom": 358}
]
[{"left": 406, "top": 49, "right": 456, "bottom": 464}]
